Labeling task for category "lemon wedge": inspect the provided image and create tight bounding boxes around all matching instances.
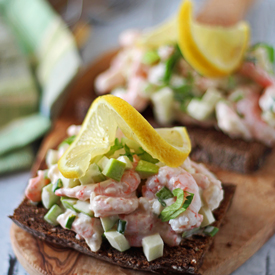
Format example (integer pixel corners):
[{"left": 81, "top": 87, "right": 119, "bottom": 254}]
[
  {"left": 58, "top": 95, "right": 191, "bottom": 178},
  {"left": 178, "top": 0, "right": 250, "bottom": 77},
  {"left": 137, "top": 16, "right": 178, "bottom": 48}
]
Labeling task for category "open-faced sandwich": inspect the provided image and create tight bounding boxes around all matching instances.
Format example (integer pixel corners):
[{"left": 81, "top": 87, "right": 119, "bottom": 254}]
[
  {"left": 94, "top": 0, "right": 274, "bottom": 173},
  {"left": 11, "top": 95, "right": 236, "bottom": 274}
]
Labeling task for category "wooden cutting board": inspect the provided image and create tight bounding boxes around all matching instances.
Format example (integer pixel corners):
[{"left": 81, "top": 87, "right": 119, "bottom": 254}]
[{"left": 10, "top": 51, "right": 275, "bottom": 275}]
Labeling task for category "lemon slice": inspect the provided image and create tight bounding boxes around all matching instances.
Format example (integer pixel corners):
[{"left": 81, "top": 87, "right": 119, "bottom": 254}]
[
  {"left": 58, "top": 95, "right": 191, "bottom": 178},
  {"left": 178, "top": 0, "right": 250, "bottom": 77},
  {"left": 137, "top": 16, "right": 178, "bottom": 48}
]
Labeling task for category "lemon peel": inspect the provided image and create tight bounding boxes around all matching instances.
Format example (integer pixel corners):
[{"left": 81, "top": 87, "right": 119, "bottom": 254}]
[{"left": 58, "top": 95, "right": 191, "bottom": 178}]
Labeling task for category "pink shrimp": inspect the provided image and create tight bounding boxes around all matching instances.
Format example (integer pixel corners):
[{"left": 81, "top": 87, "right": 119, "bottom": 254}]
[
  {"left": 119, "top": 29, "right": 141, "bottom": 48},
  {"left": 67, "top": 125, "right": 81, "bottom": 136},
  {"left": 95, "top": 70, "right": 125, "bottom": 94},
  {"left": 239, "top": 62, "right": 275, "bottom": 88},
  {"left": 25, "top": 170, "right": 50, "bottom": 202},
  {"left": 55, "top": 170, "right": 141, "bottom": 200},
  {"left": 236, "top": 91, "right": 275, "bottom": 146},
  {"left": 91, "top": 194, "right": 138, "bottom": 217},
  {"left": 215, "top": 101, "right": 252, "bottom": 140},
  {"left": 113, "top": 76, "right": 149, "bottom": 112},
  {"left": 259, "top": 85, "right": 275, "bottom": 113},
  {"left": 190, "top": 161, "right": 223, "bottom": 211},
  {"left": 143, "top": 166, "right": 203, "bottom": 233},
  {"left": 57, "top": 210, "right": 103, "bottom": 252},
  {"left": 119, "top": 197, "right": 181, "bottom": 247}
]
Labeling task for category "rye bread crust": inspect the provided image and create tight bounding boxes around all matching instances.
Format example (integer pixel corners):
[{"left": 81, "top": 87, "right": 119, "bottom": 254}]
[
  {"left": 186, "top": 126, "right": 271, "bottom": 174},
  {"left": 10, "top": 184, "right": 236, "bottom": 275}
]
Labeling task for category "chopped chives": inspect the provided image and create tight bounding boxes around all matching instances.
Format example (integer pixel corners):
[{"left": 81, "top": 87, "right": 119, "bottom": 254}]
[
  {"left": 117, "top": 220, "right": 127, "bottom": 234},
  {"left": 203, "top": 226, "right": 219, "bottom": 237},
  {"left": 52, "top": 179, "right": 63, "bottom": 192}
]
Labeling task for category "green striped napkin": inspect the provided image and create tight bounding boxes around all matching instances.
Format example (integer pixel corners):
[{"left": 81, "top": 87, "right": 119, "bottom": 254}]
[{"left": 0, "top": 0, "right": 81, "bottom": 174}]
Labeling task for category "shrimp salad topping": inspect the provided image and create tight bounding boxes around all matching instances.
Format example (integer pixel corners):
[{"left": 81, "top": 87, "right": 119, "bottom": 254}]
[
  {"left": 26, "top": 125, "right": 223, "bottom": 261},
  {"left": 95, "top": 30, "right": 275, "bottom": 146}
]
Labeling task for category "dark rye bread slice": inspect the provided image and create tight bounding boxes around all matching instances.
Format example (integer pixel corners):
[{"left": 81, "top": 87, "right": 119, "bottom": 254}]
[
  {"left": 10, "top": 184, "right": 236, "bottom": 275},
  {"left": 186, "top": 126, "right": 271, "bottom": 174}
]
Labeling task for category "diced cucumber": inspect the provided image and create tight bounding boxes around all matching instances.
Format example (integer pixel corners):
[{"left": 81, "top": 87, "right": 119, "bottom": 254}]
[
  {"left": 73, "top": 200, "right": 94, "bottom": 217},
  {"left": 187, "top": 100, "right": 212, "bottom": 121},
  {"left": 104, "top": 231, "right": 130, "bottom": 252},
  {"left": 151, "top": 87, "right": 174, "bottom": 125},
  {"left": 42, "top": 183, "right": 60, "bottom": 209},
  {"left": 46, "top": 149, "right": 59, "bottom": 167},
  {"left": 142, "top": 233, "right": 164, "bottom": 262},
  {"left": 102, "top": 158, "right": 126, "bottom": 181},
  {"left": 199, "top": 206, "right": 215, "bottom": 227},
  {"left": 121, "top": 137, "right": 140, "bottom": 152},
  {"left": 65, "top": 214, "right": 76, "bottom": 229},
  {"left": 198, "top": 187, "right": 205, "bottom": 207},
  {"left": 60, "top": 174, "right": 80, "bottom": 188},
  {"left": 96, "top": 156, "right": 110, "bottom": 171},
  {"left": 79, "top": 163, "right": 106, "bottom": 185},
  {"left": 117, "top": 156, "right": 133, "bottom": 169},
  {"left": 52, "top": 179, "right": 63, "bottom": 192},
  {"left": 135, "top": 160, "right": 159, "bottom": 179},
  {"left": 100, "top": 215, "right": 119, "bottom": 232},
  {"left": 187, "top": 87, "right": 222, "bottom": 121},
  {"left": 61, "top": 197, "right": 77, "bottom": 211},
  {"left": 44, "top": 204, "right": 64, "bottom": 226},
  {"left": 142, "top": 50, "right": 160, "bottom": 65},
  {"left": 142, "top": 83, "right": 158, "bottom": 98},
  {"left": 43, "top": 169, "right": 49, "bottom": 179}
]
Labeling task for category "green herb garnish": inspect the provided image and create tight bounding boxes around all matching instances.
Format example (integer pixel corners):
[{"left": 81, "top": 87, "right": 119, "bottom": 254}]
[
  {"left": 59, "top": 135, "right": 76, "bottom": 148},
  {"left": 163, "top": 45, "right": 182, "bottom": 84},
  {"left": 232, "top": 94, "right": 244, "bottom": 102},
  {"left": 173, "top": 84, "right": 194, "bottom": 111},
  {"left": 227, "top": 75, "right": 237, "bottom": 90},
  {"left": 252, "top": 43, "right": 274, "bottom": 63},
  {"left": 120, "top": 144, "right": 134, "bottom": 162},
  {"left": 106, "top": 138, "right": 124, "bottom": 157},
  {"left": 136, "top": 147, "right": 159, "bottom": 164},
  {"left": 156, "top": 186, "right": 174, "bottom": 207},
  {"left": 159, "top": 189, "right": 194, "bottom": 222}
]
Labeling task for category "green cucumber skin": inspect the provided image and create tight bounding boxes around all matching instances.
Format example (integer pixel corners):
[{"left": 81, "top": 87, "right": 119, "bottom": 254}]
[
  {"left": 42, "top": 183, "right": 60, "bottom": 209},
  {"left": 65, "top": 215, "right": 76, "bottom": 229},
  {"left": 135, "top": 160, "right": 159, "bottom": 179},
  {"left": 61, "top": 197, "right": 77, "bottom": 211},
  {"left": 102, "top": 158, "right": 126, "bottom": 182},
  {"left": 73, "top": 200, "right": 94, "bottom": 217},
  {"left": 44, "top": 204, "right": 64, "bottom": 226}
]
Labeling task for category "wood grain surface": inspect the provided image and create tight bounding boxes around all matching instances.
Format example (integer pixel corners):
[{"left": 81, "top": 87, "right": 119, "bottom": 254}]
[{"left": 10, "top": 51, "right": 275, "bottom": 275}]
